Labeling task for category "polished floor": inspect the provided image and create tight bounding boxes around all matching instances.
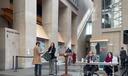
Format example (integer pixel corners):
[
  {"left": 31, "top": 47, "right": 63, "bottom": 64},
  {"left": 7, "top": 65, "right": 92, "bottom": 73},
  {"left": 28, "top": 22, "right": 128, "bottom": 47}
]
[
  {"left": 0, "top": 63, "right": 123, "bottom": 76},
  {"left": 0, "top": 65, "right": 80, "bottom": 76}
]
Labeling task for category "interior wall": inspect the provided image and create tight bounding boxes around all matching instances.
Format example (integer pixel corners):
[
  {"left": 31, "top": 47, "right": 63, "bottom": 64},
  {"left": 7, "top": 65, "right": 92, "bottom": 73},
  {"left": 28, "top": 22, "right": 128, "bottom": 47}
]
[
  {"left": 58, "top": 7, "right": 66, "bottom": 39},
  {"left": 0, "top": 0, "right": 10, "bottom": 14},
  {"left": 0, "top": 28, "right": 5, "bottom": 70},
  {"left": 58, "top": 4, "right": 72, "bottom": 48},
  {"left": 103, "top": 31, "right": 121, "bottom": 56},
  {"left": 76, "top": 0, "right": 93, "bottom": 61},
  {"left": 42, "top": 0, "right": 58, "bottom": 49},
  {"left": 42, "top": 0, "right": 52, "bottom": 36},
  {"left": 0, "top": 0, "right": 10, "bottom": 27},
  {"left": 0, "top": 17, "right": 8, "bottom": 27},
  {"left": 71, "top": 12, "right": 78, "bottom": 52},
  {"left": 77, "top": 24, "right": 87, "bottom": 60},
  {"left": 78, "top": 0, "right": 93, "bottom": 23}
]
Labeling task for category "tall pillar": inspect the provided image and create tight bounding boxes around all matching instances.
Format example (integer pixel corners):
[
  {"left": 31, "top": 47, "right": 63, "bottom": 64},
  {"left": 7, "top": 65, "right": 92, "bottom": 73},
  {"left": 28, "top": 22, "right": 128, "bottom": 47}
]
[
  {"left": 65, "top": 8, "right": 72, "bottom": 49},
  {"left": 121, "top": 0, "right": 128, "bottom": 48},
  {"left": 42, "top": 0, "right": 59, "bottom": 52},
  {"left": 13, "top": 0, "right": 36, "bottom": 67},
  {"left": 71, "top": 13, "right": 78, "bottom": 52},
  {"left": 58, "top": 7, "right": 72, "bottom": 49},
  {"left": 92, "top": 0, "right": 102, "bottom": 37}
]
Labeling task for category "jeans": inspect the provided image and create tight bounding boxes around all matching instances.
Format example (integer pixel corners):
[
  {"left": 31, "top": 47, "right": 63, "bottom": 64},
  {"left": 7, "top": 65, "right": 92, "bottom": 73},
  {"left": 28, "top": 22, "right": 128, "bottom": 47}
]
[
  {"left": 49, "top": 58, "right": 57, "bottom": 75},
  {"left": 121, "top": 58, "right": 125, "bottom": 68},
  {"left": 34, "top": 64, "right": 42, "bottom": 76}
]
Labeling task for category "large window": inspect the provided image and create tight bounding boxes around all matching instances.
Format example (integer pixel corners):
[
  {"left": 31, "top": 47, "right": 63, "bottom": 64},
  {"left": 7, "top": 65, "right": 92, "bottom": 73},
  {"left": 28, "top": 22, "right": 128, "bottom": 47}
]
[
  {"left": 86, "top": 21, "right": 92, "bottom": 35},
  {"left": 91, "top": 42, "right": 108, "bottom": 62},
  {"left": 102, "top": 0, "right": 122, "bottom": 28},
  {"left": 37, "top": 37, "right": 46, "bottom": 52}
]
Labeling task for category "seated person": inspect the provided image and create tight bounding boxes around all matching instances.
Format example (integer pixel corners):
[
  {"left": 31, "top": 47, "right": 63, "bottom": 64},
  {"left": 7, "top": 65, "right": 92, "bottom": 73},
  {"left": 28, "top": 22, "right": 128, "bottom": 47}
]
[
  {"left": 83, "top": 51, "right": 99, "bottom": 76},
  {"left": 112, "top": 56, "right": 119, "bottom": 72},
  {"left": 104, "top": 52, "right": 118, "bottom": 76}
]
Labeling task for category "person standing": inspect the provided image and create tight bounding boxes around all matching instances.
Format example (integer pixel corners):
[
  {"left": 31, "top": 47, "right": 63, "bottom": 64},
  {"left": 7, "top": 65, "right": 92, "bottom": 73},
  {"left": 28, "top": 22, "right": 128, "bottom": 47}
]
[
  {"left": 120, "top": 47, "right": 127, "bottom": 69},
  {"left": 72, "top": 51, "right": 76, "bottom": 64},
  {"left": 32, "top": 42, "right": 42, "bottom": 76},
  {"left": 65, "top": 48, "right": 72, "bottom": 65},
  {"left": 47, "top": 42, "right": 56, "bottom": 75}
]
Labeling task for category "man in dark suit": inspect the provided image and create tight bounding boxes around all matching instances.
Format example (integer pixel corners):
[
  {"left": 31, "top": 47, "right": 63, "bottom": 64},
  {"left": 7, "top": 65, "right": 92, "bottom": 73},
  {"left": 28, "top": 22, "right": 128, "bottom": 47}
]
[{"left": 120, "top": 47, "right": 127, "bottom": 69}]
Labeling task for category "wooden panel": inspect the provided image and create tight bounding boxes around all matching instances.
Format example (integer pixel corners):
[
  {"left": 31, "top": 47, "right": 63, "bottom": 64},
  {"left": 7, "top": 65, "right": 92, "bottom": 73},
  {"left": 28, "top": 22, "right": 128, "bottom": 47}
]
[
  {"left": 1, "top": 8, "right": 13, "bottom": 14},
  {"left": 58, "top": 32, "right": 65, "bottom": 43},
  {"left": 36, "top": 24, "right": 49, "bottom": 39},
  {"left": 1, "top": 8, "right": 13, "bottom": 25}
]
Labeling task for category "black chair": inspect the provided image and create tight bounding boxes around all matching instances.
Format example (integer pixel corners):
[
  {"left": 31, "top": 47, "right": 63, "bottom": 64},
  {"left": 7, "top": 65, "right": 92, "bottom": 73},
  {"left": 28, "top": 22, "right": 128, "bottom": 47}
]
[{"left": 83, "top": 65, "right": 99, "bottom": 76}]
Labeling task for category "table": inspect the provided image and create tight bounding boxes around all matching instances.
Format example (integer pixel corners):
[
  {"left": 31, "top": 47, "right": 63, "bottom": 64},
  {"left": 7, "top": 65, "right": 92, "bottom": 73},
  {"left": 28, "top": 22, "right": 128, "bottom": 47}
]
[{"left": 74, "top": 61, "right": 118, "bottom": 76}]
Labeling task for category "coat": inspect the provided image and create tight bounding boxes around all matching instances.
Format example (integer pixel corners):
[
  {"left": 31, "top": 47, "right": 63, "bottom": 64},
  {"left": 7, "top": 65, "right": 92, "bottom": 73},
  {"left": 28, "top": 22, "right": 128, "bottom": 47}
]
[
  {"left": 120, "top": 50, "right": 127, "bottom": 59},
  {"left": 32, "top": 46, "right": 41, "bottom": 64},
  {"left": 48, "top": 47, "right": 56, "bottom": 59}
]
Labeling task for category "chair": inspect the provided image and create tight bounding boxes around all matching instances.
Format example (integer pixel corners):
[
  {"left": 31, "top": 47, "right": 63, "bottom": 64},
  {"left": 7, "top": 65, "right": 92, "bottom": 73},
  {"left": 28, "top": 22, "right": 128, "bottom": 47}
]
[
  {"left": 83, "top": 65, "right": 99, "bottom": 76},
  {"left": 103, "top": 56, "right": 119, "bottom": 76}
]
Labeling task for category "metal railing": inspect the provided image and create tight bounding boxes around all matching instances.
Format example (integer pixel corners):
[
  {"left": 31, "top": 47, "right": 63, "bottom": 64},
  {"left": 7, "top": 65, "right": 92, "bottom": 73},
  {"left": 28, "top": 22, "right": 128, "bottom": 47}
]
[
  {"left": 13, "top": 55, "right": 58, "bottom": 76},
  {"left": 13, "top": 56, "right": 33, "bottom": 72}
]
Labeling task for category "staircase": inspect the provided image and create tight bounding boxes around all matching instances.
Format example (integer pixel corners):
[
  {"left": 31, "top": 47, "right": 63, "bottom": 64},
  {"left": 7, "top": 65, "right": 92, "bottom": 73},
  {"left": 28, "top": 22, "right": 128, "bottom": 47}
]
[{"left": 77, "top": 8, "right": 94, "bottom": 39}]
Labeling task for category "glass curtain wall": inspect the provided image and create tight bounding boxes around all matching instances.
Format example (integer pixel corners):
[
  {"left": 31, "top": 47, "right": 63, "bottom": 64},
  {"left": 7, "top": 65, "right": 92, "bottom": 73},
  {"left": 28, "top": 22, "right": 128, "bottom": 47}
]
[{"left": 102, "top": 0, "right": 122, "bottom": 28}]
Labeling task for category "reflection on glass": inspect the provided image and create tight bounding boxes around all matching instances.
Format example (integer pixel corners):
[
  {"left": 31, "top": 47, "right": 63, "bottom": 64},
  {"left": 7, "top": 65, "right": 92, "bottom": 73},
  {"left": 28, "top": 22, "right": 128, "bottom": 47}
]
[
  {"left": 58, "top": 42, "right": 64, "bottom": 54},
  {"left": 39, "top": 41, "right": 45, "bottom": 51},
  {"left": 102, "top": 0, "right": 122, "bottom": 28}
]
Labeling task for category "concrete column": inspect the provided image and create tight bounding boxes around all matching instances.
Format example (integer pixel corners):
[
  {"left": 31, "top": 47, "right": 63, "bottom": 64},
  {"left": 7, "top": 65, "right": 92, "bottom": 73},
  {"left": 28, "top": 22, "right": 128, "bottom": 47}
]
[
  {"left": 71, "top": 13, "right": 78, "bottom": 52},
  {"left": 59, "top": 7, "right": 72, "bottom": 49},
  {"left": 13, "top": 0, "right": 36, "bottom": 67},
  {"left": 92, "top": 0, "right": 102, "bottom": 37},
  {"left": 42, "top": 0, "right": 59, "bottom": 53},
  {"left": 122, "top": 0, "right": 128, "bottom": 29},
  {"left": 50, "top": 0, "right": 59, "bottom": 46},
  {"left": 65, "top": 8, "right": 72, "bottom": 49},
  {"left": 121, "top": 0, "right": 128, "bottom": 48}
]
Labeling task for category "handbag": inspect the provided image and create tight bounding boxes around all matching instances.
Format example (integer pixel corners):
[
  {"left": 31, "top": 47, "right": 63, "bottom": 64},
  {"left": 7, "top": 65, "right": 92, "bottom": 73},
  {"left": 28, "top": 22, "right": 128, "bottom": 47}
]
[{"left": 42, "top": 52, "right": 52, "bottom": 61}]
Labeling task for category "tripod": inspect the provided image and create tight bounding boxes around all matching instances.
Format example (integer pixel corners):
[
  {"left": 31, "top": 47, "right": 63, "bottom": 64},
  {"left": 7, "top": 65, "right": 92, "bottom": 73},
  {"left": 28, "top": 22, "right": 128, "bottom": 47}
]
[{"left": 122, "top": 64, "right": 128, "bottom": 76}]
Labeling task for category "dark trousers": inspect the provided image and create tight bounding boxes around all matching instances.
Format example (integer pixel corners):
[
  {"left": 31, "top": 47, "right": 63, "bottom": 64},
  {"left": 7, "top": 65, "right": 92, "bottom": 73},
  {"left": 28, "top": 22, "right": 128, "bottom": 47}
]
[
  {"left": 83, "top": 65, "right": 98, "bottom": 76},
  {"left": 49, "top": 58, "right": 57, "bottom": 75},
  {"left": 121, "top": 58, "right": 125, "bottom": 68},
  {"left": 104, "top": 66, "right": 112, "bottom": 76},
  {"left": 35, "top": 64, "right": 42, "bottom": 76}
]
